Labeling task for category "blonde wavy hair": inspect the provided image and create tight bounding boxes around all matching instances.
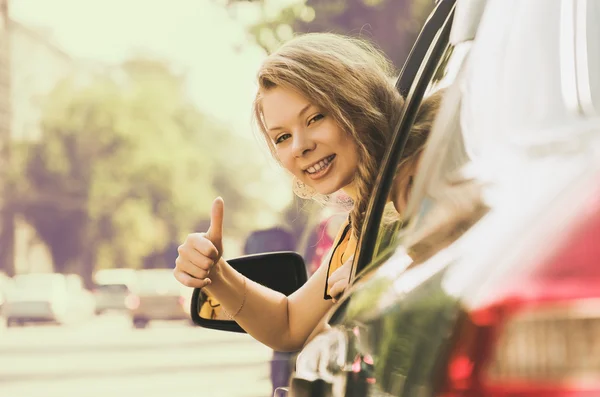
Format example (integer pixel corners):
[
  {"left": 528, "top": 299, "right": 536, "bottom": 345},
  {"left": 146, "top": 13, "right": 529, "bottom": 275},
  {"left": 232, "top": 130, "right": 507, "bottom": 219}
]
[
  {"left": 395, "top": 88, "right": 446, "bottom": 174},
  {"left": 253, "top": 33, "right": 408, "bottom": 238}
]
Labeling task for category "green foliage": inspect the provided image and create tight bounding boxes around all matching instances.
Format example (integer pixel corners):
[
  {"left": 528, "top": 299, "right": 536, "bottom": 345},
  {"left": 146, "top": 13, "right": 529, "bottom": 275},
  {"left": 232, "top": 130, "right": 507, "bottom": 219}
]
[
  {"left": 225, "top": 0, "right": 434, "bottom": 67},
  {"left": 11, "top": 58, "right": 276, "bottom": 282}
]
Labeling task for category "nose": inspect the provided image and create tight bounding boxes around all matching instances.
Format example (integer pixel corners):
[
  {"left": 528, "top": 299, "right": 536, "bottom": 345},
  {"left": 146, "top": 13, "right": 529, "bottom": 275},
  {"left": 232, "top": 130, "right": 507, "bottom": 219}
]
[{"left": 291, "top": 130, "right": 315, "bottom": 158}]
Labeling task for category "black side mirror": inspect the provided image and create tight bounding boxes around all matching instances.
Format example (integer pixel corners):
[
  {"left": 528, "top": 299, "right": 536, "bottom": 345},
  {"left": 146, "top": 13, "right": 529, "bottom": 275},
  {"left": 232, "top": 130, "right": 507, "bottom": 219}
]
[{"left": 190, "top": 252, "right": 308, "bottom": 333}]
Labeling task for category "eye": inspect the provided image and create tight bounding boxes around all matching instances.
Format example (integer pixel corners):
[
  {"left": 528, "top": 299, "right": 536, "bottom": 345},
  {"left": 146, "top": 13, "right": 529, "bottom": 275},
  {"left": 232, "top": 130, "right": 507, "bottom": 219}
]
[
  {"left": 275, "top": 133, "right": 291, "bottom": 144},
  {"left": 307, "top": 113, "right": 324, "bottom": 126}
]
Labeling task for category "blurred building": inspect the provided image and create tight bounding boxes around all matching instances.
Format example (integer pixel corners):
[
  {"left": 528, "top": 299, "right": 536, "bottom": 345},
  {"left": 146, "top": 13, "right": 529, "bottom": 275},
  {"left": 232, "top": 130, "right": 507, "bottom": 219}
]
[
  {"left": 10, "top": 19, "right": 73, "bottom": 142},
  {"left": 11, "top": 19, "right": 76, "bottom": 274},
  {"left": 0, "top": 0, "right": 12, "bottom": 275},
  {"left": 0, "top": 8, "right": 76, "bottom": 275}
]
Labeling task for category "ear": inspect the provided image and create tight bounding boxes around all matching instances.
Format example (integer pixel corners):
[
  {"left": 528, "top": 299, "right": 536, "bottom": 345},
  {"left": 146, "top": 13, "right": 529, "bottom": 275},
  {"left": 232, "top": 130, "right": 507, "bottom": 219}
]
[
  {"left": 390, "top": 152, "right": 422, "bottom": 215},
  {"left": 412, "top": 151, "right": 424, "bottom": 172}
]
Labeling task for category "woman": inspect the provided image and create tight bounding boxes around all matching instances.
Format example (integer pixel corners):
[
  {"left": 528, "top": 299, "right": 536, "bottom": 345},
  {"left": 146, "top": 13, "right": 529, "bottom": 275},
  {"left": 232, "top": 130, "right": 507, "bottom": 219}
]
[{"left": 173, "top": 33, "right": 443, "bottom": 352}]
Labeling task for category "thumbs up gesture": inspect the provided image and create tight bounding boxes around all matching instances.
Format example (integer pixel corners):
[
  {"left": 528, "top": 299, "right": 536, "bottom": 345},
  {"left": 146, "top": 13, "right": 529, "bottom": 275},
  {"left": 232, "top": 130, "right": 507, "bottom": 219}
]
[
  {"left": 206, "top": 197, "right": 224, "bottom": 256},
  {"left": 174, "top": 197, "right": 225, "bottom": 289}
]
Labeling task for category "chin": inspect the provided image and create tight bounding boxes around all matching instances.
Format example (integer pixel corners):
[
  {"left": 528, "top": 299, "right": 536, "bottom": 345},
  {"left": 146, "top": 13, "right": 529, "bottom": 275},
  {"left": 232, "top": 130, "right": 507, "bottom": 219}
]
[{"left": 309, "top": 174, "right": 353, "bottom": 195}]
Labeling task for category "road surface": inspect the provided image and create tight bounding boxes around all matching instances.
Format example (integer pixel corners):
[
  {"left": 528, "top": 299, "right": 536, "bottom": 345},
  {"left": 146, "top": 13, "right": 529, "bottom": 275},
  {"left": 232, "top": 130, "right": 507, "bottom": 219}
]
[{"left": 0, "top": 313, "right": 273, "bottom": 397}]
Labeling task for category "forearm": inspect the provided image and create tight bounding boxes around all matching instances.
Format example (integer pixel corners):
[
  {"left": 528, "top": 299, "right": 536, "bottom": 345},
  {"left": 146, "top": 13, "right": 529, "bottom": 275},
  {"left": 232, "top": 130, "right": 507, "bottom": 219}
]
[
  {"left": 204, "top": 257, "right": 333, "bottom": 351},
  {"left": 205, "top": 258, "right": 298, "bottom": 351}
]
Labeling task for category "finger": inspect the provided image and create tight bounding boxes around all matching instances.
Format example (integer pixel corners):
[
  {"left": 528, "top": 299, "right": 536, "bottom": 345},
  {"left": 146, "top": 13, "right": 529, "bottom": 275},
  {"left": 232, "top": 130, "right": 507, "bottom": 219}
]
[
  {"left": 173, "top": 268, "right": 212, "bottom": 289},
  {"left": 327, "top": 265, "right": 350, "bottom": 284},
  {"left": 329, "top": 279, "right": 348, "bottom": 300},
  {"left": 187, "top": 234, "right": 219, "bottom": 261},
  {"left": 345, "top": 255, "right": 355, "bottom": 267},
  {"left": 327, "top": 270, "right": 346, "bottom": 286},
  {"left": 206, "top": 197, "right": 224, "bottom": 253},
  {"left": 176, "top": 256, "right": 211, "bottom": 279},
  {"left": 178, "top": 243, "right": 215, "bottom": 270},
  {"left": 327, "top": 256, "right": 354, "bottom": 285}
]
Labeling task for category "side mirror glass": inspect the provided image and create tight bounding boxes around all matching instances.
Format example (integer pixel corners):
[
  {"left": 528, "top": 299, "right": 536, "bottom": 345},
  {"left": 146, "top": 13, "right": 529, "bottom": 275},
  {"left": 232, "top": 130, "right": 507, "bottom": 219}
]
[{"left": 190, "top": 252, "right": 308, "bottom": 333}]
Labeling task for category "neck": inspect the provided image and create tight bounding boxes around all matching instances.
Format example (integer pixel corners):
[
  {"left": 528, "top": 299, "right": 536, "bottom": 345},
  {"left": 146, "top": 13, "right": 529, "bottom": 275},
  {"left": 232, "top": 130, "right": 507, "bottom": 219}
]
[{"left": 342, "top": 182, "right": 359, "bottom": 202}]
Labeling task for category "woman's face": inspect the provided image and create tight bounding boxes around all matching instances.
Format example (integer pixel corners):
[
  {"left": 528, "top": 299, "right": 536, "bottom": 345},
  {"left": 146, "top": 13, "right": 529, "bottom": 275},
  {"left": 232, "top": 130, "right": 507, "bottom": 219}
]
[{"left": 261, "top": 86, "right": 359, "bottom": 196}]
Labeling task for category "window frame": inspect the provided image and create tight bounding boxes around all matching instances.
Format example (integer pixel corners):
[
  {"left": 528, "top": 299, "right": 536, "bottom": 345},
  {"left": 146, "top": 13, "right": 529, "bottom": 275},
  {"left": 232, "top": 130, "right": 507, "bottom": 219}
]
[{"left": 352, "top": 2, "right": 456, "bottom": 279}]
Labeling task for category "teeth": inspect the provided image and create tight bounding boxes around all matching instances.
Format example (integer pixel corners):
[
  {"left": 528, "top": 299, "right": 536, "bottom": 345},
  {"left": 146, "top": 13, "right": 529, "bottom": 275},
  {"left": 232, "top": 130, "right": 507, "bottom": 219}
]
[{"left": 306, "top": 157, "right": 332, "bottom": 174}]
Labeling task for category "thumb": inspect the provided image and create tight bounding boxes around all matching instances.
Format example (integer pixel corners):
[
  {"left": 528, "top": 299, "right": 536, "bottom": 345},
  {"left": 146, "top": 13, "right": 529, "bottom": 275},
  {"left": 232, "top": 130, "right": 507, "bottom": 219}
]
[{"left": 206, "top": 197, "right": 224, "bottom": 253}]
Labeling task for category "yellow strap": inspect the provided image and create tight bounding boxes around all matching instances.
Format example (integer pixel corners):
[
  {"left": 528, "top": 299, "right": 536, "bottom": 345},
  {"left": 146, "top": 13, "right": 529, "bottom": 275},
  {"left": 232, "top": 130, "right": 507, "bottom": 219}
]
[{"left": 324, "top": 219, "right": 357, "bottom": 299}]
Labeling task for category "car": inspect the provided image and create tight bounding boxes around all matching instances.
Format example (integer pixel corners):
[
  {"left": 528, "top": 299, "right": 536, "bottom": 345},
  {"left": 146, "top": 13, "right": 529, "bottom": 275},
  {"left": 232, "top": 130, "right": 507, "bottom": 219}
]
[
  {"left": 92, "top": 268, "right": 136, "bottom": 314},
  {"left": 4, "top": 273, "right": 70, "bottom": 326},
  {"left": 3, "top": 273, "right": 95, "bottom": 326},
  {"left": 93, "top": 283, "right": 131, "bottom": 314},
  {"left": 189, "top": 0, "right": 600, "bottom": 395},
  {"left": 127, "top": 268, "right": 192, "bottom": 328}
]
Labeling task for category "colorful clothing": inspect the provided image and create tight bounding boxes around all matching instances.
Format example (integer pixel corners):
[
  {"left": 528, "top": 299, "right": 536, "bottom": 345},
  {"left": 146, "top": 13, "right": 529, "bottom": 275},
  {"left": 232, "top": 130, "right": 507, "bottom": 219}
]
[{"left": 324, "top": 218, "right": 357, "bottom": 299}]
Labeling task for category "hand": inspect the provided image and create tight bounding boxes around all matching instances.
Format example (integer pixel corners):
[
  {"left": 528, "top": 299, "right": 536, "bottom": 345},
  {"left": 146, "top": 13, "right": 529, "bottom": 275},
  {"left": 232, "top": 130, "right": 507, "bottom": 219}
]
[
  {"left": 327, "top": 255, "right": 354, "bottom": 303},
  {"left": 174, "top": 197, "right": 224, "bottom": 289}
]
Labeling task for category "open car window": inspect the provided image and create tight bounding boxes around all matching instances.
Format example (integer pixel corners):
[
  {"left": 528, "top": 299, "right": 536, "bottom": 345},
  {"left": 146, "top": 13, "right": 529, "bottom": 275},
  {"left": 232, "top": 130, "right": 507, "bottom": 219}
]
[{"left": 369, "top": 41, "right": 472, "bottom": 264}]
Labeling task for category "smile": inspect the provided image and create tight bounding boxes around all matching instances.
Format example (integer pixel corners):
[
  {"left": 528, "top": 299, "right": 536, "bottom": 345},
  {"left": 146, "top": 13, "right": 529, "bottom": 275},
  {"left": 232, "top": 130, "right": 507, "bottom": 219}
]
[{"left": 304, "top": 155, "right": 336, "bottom": 180}]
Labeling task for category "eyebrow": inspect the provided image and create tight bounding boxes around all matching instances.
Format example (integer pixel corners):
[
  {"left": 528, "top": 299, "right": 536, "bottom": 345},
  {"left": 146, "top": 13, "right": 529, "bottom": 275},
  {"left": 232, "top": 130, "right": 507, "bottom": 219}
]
[{"left": 267, "top": 103, "right": 313, "bottom": 132}]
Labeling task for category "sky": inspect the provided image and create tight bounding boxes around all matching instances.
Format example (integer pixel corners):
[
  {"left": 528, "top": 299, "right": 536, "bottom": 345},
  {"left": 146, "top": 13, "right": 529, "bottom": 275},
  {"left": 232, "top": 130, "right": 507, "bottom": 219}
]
[{"left": 10, "top": 0, "right": 266, "bottom": 135}]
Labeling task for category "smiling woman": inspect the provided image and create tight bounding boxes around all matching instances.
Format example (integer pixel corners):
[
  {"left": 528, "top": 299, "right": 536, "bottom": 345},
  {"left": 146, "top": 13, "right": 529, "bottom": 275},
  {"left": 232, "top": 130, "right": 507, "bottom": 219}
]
[
  {"left": 173, "top": 32, "right": 444, "bottom": 353},
  {"left": 253, "top": 33, "right": 404, "bottom": 238}
]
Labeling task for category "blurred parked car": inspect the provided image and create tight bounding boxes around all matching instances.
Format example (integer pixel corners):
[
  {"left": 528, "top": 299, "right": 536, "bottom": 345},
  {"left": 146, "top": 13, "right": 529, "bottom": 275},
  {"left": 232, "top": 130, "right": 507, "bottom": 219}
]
[
  {"left": 127, "top": 268, "right": 191, "bottom": 328},
  {"left": 92, "top": 268, "right": 136, "bottom": 314},
  {"left": 4, "top": 273, "right": 70, "bottom": 326},
  {"left": 4, "top": 273, "right": 95, "bottom": 326},
  {"left": 190, "top": 0, "right": 600, "bottom": 395}
]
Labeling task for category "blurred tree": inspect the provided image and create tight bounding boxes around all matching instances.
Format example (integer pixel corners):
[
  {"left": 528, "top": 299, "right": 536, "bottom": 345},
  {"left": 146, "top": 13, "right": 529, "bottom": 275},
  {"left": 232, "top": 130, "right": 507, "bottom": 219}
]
[
  {"left": 9, "top": 58, "right": 270, "bottom": 285},
  {"left": 224, "top": 0, "right": 434, "bottom": 68}
]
